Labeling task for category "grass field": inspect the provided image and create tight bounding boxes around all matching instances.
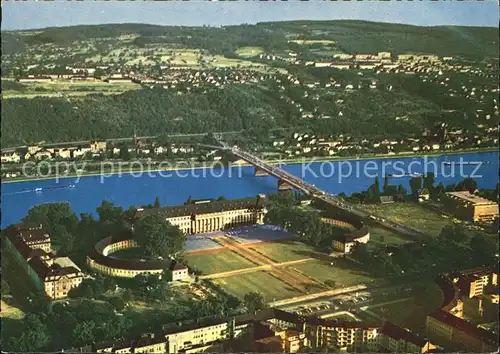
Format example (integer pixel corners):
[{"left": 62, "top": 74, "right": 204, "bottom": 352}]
[
  {"left": 361, "top": 202, "right": 450, "bottom": 237},
  {"left": 369, "top": 227, "right": 413, "bottom": 247},
  {"left": 0, "top": 299, "right": 25, "bottom": 320},
  {"left": 250, "top": 241, "right": 321, "bottom": 263},
  {"left": 185, "top": 250, "right": 256, "bottom": 274},
  {"left": 235, "top": 46, "right": 264, "bottom": 57},
  {"left": 214, "top": 271, "right": 301, "bottom": 301},
  {"left": 292, "top": 259, "right": 375, "bottom": 288},
  {"left": 2, "top": 80, "right": 141, "bottom": 99}
]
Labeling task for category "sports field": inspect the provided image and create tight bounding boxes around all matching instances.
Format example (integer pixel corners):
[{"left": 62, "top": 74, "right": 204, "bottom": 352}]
[
  {"left": 250, "top": 240, "right": 320, "bottom": 263},
  {"left": 361, "top": 202, "right": 449, "bottom": 237},
  {"left": 185, "top": 250, "right": 256, "bottom": 275},
  {"left": 291, "top": 259, "right": 375, "bottom": 288},
  {"left": 213, "top": 271, "right": 301, "bottom": 301}
]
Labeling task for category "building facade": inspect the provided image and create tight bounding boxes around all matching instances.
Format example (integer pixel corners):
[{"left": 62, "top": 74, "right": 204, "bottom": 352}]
[
  {"left": 4, "top": 224, "right": 83, "bottom": 300},
  {"left": 444, "top": 191, "right": 499, "bottom": 222},
  {"left": 378, "top": 321, "right": 435, "bottom": 353},
  {"left": 331, "top": 227, "right": 371, "bottom": 254},
  {"left": 426, "top": 309, "right": 497, "bottom": 352},
  {"left": 135, "top": 195, "right": 268, "bottom": 235}
]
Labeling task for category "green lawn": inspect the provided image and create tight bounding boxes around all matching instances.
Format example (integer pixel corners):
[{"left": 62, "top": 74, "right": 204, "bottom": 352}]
[
  {"left": 213, "top": 271, "right": 300, "bottom": 301},
  {"left": 185, "top": 250, "right": 256, "bottom": 275},
  {"left": 361, "top": 202, "right": 450, "bottom": 237},
  {"left": 369, "top": 227, "right": 413, "bottom": 247},
  {"left": 251, "top": 241, "right": 322, "bottom": 263},
  {"left": 292, "top": 259, "right": 376, "bottom": 288},
  {"left": 110, "top": 247, "right": 147, "bottom": 260}
]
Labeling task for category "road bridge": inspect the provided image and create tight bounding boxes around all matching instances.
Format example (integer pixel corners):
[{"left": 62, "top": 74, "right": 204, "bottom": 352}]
[{"left": 198, "top": 142, "right": 427, "bottom": 240}]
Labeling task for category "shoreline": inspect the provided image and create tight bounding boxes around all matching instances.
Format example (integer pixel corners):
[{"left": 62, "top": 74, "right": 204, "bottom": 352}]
[{"left": 2, "top": 147, "right": 497, "bottom": 185}]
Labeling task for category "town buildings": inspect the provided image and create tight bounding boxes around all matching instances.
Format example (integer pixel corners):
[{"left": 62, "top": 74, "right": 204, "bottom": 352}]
[
  {"left": 4, "top": 223, "right": 83, "bottom": 300},
  {"left": 378, "top": 321, "right": 436, "bottom": 353},
  {"left": 426, "top": 270, "right": 499, "bottom": 352},
  {"left": 444, "top": 191, "right": 499, "bottom": 222},
  {"left": 426, "top": 309, "right": 497, "bottom": 352},
  {"left": 455, "top": 267, "right": 498, "bottom": 299},
  {"left": 66, "top": 307, "right": 432, "bottom": 353},
  {"left": 331, "top": 227, "right": 371, "bottom": 254},
  {"left": 134, "top": 195, "right": 268, "bottom": 235}
]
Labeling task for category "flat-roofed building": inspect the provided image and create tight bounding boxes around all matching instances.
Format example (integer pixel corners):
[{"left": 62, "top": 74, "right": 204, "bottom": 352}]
[
  {"left": 444, "top": 191, "right": 498, "bottom": 222},
  {"left": 455, "top": 267, "right": 498, "bottom": 299},
  {"left": 135, "top": 195, "right": 268, "bottom": 235}
]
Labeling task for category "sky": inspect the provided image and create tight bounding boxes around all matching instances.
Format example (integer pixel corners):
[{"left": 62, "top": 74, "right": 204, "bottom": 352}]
[{"left": 1, "top": 0, "right": 498, "bottom": 31}]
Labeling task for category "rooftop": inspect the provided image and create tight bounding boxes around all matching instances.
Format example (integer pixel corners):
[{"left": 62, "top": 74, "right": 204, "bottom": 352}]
[
  {"left": 446, "top": 191, "right": 497, "bottom": 205},
  {"left": 428, "top": 309, "right": 498, "bottom": 346},
  {"left": 380, "top": 321, "right": 428, "bottom": 347},
  {"left": 135, "top": 195, "right": 267, "bottom": 219}
]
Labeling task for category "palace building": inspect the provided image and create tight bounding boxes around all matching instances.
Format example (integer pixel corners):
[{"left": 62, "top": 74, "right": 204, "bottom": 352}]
[
  {"left": 4, "top": 223, "right": 83, "bottom": 300},
  {"left": 444, "top": 191, "right": 499, "bottom": 222},
  {"left": 134, "top": 194, "right": 268, "bottom": 235}
]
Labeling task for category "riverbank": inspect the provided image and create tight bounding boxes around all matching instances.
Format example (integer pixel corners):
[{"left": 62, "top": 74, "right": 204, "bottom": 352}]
[{"left": 2, "top": 146, "right": 497, "bottom": 184}]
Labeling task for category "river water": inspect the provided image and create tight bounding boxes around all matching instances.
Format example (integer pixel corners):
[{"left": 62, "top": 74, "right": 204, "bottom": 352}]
[{"left": 1, "top": 151, "right": 498, "bottom": 228}]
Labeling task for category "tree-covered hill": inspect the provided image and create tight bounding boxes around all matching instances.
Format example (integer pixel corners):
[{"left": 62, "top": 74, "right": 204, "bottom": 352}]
[{"left": 2, "top": 20, "right": 497, "bottom": 59}]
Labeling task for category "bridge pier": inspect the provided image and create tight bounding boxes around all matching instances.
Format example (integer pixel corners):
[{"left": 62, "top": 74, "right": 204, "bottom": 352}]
[
  {"left": 278, "top": 179, "right": 294, "bottom": 191},
  {"left": 254, "top": 167, "right": 270, "bottom": 177}
]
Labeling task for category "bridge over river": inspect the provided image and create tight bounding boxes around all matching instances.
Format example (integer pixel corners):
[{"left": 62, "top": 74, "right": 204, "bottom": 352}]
[{"left": 199, "top": 142, "right": 427, "bottom": 240}]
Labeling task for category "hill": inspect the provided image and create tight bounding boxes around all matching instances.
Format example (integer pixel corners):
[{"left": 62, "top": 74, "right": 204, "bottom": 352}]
[{"left": 2, "top": 20, "right": 497, "bottom": 59}]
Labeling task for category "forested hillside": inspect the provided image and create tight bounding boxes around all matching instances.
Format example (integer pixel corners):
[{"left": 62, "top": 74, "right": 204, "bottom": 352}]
[{"left": 2, "top": 20, "right": 497, "bottom": 58}]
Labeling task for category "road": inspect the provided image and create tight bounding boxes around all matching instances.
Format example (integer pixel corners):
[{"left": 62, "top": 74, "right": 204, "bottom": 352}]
[{"left": 227, "top": 145, "right": 428, "bottom": 240}]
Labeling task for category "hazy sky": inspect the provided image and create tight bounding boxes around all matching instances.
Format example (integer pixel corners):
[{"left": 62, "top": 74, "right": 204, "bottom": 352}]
[{"left": 2, "top": 1, "right": 498, "bottom": 31}]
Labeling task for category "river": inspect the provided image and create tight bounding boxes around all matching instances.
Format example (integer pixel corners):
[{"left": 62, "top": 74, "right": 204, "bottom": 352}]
[{"left": 1, "top": 151, "right": 498, "bottom": 228}]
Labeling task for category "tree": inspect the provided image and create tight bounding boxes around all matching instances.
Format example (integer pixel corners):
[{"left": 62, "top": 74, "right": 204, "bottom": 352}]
[
  {"left": 423, "top": 173, "right": 435, "bottom": 194},
  {"left": 9, "top": 314, "right": 51, "bottom": 352},
  {"left": 1, "top": 279, "right": 10, "bottom": 296},
  {"left": 119, "top": 146, "right": 131, "bottom": 161},
  {"left": 72, "top": 321, "right": 96, "bottom": 346},
  {"left": 439, "top": 224, "right": 468, "bottom": 244},
  {"left": 434, "top": 182, "right": 445, "bottom": 200},
  {"left": 470, "top": 233, "right": 497, "bottom": 262},
  {"left": 109, "top": 296, "right": 126, "bottom": 311},
  {"left": 54, "top": 224, "right": 75, "bottom": 255},
  {"left": 409, "top": 176, "right": 423, "bottom": 197},
  {"left": 457, "top": 177, "right": 478, "bottom": 194},
  {"left": 383, "top": 175, "right": 389, "bottom": 193},
  {"left": 217, "top": 196, "right": 227, "bottom": 201},
  {"left": 154, "top": 196, "right": 161, "bottom": 209},
  {"left": 135, "top": 214, "right": 186, "bottom": 258},
  {"left": 243, "top": 292, "right": 266, "bottom": 312}
]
